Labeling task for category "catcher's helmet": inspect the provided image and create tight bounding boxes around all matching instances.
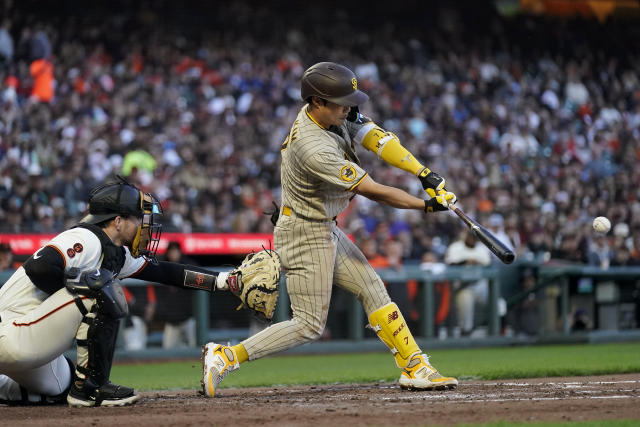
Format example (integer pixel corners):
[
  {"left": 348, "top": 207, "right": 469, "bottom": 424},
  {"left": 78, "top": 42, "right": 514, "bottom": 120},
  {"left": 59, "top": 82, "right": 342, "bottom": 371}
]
[
  {"left": 80, "top": 176, "right": 163, "bottom": 258},
  {"left": 301, "top": 62, "right": 368, "bottom": 107},
  {"left": 81, "top": 180, "right": 144, "bottom": 225}
]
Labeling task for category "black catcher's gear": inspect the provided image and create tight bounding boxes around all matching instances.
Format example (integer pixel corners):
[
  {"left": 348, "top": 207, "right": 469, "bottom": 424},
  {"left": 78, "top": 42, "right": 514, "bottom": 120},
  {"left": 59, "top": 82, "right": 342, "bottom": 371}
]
[
  {"left": 80, "top": 176, "right": 163, "bottom": 259},
  {"left": 81, "top": 177, "right": 147, "bottom": 225},
  {"left": 67, "top": 268, "right": 137, "bottom": 407},
  {"left": 65, "top": 268, "right": 129, "bottom": 319},
  {"left": 67, "top": 379, "right": 138, "bottom": 407}
]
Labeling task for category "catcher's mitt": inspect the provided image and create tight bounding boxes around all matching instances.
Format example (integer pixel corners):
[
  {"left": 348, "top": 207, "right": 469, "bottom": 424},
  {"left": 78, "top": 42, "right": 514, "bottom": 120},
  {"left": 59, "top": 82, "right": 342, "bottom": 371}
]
[{"left": 227, "top": 249, "right": 282, "bottom": 321}]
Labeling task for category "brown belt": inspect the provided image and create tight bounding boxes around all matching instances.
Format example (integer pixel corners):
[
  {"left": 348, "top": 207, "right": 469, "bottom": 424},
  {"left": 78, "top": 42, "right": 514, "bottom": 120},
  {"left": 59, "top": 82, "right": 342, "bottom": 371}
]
[{"left": 282, "top": 206, "right": 336, "bottom": 223}]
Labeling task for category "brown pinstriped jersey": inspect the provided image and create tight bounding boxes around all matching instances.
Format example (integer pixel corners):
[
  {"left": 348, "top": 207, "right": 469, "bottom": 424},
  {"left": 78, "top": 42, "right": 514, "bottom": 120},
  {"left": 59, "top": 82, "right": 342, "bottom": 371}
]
[{"left": 279, "top": 106, "right": 369, "bottom": 220}]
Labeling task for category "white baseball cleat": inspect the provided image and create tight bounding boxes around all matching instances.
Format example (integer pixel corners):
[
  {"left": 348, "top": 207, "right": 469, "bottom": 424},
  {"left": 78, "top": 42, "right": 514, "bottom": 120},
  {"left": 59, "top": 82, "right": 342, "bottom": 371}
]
[
  {"left": 398, "top": 353, "right": 458, "bottom": 391},
  {"left": 201, "top": 342, "right": 240, "bottom": 397}
]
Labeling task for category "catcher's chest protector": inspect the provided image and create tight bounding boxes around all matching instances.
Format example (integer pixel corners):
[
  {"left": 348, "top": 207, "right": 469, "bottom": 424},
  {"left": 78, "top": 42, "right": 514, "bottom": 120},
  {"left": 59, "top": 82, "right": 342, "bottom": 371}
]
[{"left": 75, "top": 224, "right": 126, "bottom": 273}]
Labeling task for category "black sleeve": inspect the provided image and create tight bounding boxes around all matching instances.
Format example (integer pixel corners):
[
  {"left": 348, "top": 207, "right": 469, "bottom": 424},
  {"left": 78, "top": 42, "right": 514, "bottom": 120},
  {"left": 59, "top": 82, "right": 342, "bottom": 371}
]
[
  {"left": 23, "top": 246, "right": 66, "bottom": 295},
  {"left": 130, "top": 261, "right": 218, "bottom": 292}
]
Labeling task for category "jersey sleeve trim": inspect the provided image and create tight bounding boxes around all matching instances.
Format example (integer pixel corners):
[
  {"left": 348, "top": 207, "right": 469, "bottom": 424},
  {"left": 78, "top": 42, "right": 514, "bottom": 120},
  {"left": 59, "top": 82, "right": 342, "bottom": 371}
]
[
  {"left": 46, "top": 244, "right": 67, "bottom": 268},
  {"left": 347, "top": 172, "right": 368, "bottom": 191}
]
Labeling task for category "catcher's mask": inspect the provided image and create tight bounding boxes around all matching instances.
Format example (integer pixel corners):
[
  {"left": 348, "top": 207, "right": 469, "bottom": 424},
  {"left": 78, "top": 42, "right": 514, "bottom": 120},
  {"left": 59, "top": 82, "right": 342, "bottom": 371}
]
[{"left": 81, "top": 177, "right": 163, "bottom": 259}]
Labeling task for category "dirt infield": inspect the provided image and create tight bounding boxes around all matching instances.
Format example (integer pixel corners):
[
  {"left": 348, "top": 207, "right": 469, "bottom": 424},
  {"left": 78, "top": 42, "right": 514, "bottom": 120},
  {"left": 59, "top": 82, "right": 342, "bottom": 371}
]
[{"left": 3, "top": 373, "right": 640, "bottom": 426}]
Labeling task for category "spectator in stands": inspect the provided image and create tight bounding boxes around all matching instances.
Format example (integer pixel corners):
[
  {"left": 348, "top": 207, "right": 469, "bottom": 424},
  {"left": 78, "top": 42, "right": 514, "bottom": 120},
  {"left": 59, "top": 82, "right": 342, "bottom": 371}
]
[
  {"left": 0, "top": 19, "right": 13, "bottom": 68},
  {"left": 155, "top": 241, "right": 197, "bottom": 348},
  {"left": 419, "top": 251, "right": 450, "bottom": 338},
  {"left": 122, "top": 285, "right": 157, "bottom": 351},
  {"left": 553, "top": 230, "right": 590, "bottom": 264},
  {"left": 361, "top": 237, "right": 388, "bottom": 269},
  {"left": 27, "top": 26, "right": 54, "bottom": 104},
  {"left": 509, "top": 268, "right": 540, "bottom": 337},
  {"left": 526, "top": 229, "right": 552, "bottom": 261},
  {"left": 0, "top": 0, "right": 639, "bottom": 276},
  {"left": 611, "top": 245, "right": 633, "bottom": 267},
  {"left": 486, "top": 213, "right": 514, "bottom": 261},
  {"left": 384, "top": 239, "right": 413, "bottom": 321},
  {"left": 444, "top": 230, "right": 492, "bottom": 337},
  {"left": 629, "top": 232, "right": 640, "bottom": 266},
  {"left": 571, "top": 308, "right": 592, "bottom": 331},
  {"left": 588, "top": 233, "right": 613, "bottom": 269},
  {"left": 419, "top": 251, "right": 446, "bottom": 275},
  {"left": 0, "top": 243, "right": 19, "bottom": 270}
]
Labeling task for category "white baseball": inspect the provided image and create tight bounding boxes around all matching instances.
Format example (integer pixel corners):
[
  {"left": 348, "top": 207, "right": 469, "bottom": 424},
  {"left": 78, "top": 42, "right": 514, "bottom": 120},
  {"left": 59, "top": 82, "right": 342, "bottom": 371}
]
[{"left": 592, "top": 216, "right": 611, "bottom": 233}]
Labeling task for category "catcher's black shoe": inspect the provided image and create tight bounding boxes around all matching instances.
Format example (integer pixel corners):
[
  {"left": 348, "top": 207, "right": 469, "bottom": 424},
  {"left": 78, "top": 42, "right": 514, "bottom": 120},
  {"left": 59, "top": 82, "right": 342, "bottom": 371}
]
[{"left": 67, "top": 379, "right": 139, "bottom": 407}]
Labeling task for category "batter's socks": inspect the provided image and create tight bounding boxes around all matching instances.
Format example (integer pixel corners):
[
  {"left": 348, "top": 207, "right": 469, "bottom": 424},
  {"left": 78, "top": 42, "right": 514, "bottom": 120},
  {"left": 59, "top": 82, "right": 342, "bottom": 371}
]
[{"left": 232, "top": 343, "right": 249, "bottom": 364}]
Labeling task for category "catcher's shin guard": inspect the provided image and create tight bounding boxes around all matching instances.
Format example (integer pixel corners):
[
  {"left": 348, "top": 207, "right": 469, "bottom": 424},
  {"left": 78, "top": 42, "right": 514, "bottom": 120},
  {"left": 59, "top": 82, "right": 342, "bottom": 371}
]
[
  {"left": 69, "top": 300, "right": 138, "bottom": 407},
  {"left": 368, "top": 302, "right": 420, "bottom": 368}
]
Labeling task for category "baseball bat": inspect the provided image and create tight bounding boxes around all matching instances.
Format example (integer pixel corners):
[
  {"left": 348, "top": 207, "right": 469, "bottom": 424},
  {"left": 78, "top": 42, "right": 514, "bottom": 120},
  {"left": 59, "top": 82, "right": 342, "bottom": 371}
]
[{"left": 449, "top": 205, "right": 516, "bottom": 264}]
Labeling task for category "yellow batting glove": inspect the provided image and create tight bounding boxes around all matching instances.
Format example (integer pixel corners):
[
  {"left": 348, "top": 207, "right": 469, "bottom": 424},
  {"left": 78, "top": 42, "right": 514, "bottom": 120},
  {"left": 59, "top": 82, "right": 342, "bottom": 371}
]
[{"left": 424, "top": 191, "right": 457, "bottom": 213}]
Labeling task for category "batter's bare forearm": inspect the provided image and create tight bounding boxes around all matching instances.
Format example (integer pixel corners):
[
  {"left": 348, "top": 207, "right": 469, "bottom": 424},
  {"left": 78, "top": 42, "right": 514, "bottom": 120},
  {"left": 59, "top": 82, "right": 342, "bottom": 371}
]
[
  {"left": 353, "top": 177, "right": 424, "bottom": 210},
  {"left": 367, "top": 188, "right": 425, "bottom": 210}
]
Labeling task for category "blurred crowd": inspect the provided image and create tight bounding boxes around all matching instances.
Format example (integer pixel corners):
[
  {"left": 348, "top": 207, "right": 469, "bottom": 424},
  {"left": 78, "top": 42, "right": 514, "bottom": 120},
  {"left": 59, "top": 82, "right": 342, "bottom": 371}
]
[{"left": 1, "top": 0, "right": 640, "bottom": 272}]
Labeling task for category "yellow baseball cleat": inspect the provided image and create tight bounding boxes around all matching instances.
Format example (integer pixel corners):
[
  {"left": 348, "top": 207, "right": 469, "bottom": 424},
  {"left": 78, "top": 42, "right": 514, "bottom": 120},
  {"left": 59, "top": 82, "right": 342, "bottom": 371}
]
[
  {"left": 201, "top": 342, "right": 240, "bottom": 397},
  {"left": 399, "top": 353, "right": 458, "bottom": 391}
]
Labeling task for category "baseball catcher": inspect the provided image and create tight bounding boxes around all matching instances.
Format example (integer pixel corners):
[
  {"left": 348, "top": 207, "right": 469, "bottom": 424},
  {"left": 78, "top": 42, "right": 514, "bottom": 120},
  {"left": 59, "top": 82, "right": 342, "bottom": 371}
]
[{"left": 0, "top": 176, "right": 280, "bottom": 407}]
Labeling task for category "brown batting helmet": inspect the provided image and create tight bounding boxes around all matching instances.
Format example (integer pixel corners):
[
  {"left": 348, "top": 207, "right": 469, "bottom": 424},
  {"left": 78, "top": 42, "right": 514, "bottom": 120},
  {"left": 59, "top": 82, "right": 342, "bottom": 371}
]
[{"left": 301, "top": 62, "right": 369, "bottom": 106}]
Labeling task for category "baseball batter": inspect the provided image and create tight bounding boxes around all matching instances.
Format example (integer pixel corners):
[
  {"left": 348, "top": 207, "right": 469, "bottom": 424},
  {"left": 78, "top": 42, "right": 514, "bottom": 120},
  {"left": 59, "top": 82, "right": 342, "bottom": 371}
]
[
  {"left": 0, "top": 177, "right": 269, "bottom": 407},
  {"left": 203, "top": 62, "right": 458, "bottom": 395}
]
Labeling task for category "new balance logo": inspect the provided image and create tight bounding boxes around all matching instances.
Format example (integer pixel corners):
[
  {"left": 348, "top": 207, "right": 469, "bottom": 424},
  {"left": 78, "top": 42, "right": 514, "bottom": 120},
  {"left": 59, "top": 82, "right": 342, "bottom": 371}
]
[
  {"left": 214, "top": 357, "right": 226, "bottom": 371},
  {"left": 388, "top": 311, "right": 399, "bottom": 323}
]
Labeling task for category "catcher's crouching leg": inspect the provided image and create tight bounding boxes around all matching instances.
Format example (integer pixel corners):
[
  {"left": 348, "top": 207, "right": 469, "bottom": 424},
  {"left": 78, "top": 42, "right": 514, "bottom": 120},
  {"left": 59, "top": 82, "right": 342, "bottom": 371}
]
[
  {"left": 66, "top": 269, "right": 139, "bottom": 407},
  {"left": 0, "top": 356, "right": 74, "bottom": 406},
  {"left": 68, "top": 310, "right": 139, "bottom": 407},
  {"left": 369, "top": 302, "right": 457, "bottom": 391}
]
